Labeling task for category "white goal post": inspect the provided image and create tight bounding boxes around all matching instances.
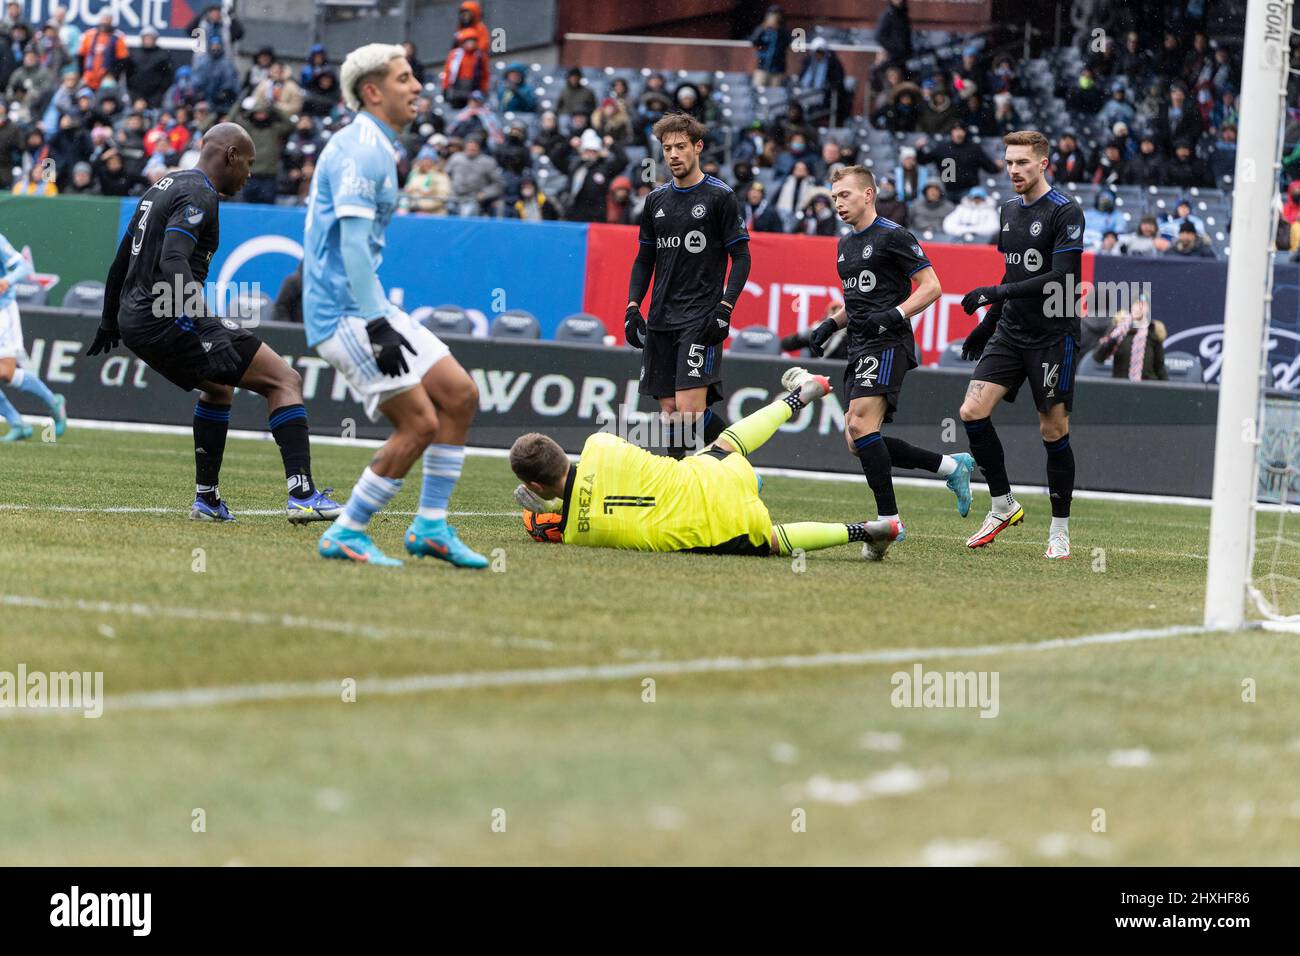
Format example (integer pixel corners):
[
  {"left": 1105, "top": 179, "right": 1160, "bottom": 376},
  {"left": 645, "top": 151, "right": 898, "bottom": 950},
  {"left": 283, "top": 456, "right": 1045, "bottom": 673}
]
[{"left": 1204, "top": 0, "right": 1295, "bottom": 630}]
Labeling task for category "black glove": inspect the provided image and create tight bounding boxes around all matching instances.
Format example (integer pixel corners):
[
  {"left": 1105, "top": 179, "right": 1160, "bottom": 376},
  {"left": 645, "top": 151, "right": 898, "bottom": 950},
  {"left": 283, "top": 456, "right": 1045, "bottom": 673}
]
[
  {"left": 808, "top": 317, "right": 839, "bottom": 357},
  {"left": 960, "top": 284, "right": 1007, "bottom": 315},
  {"left": 365, "top": 316, "right": 416, "bottom": 377},
  {"left": 867, "top": 307, "right": 911, "bottom": 337},
  {"left": 85, "top": 325, "right": 120, "bottom": 356},
  {"left": 624, "top": 304, "right": 646, "bottom": 349},
  {"left": 961, "top": 308, "right": 1000, "bottom": 361},
  {"left": 696, "top": 304, "right": 732, "bottom": 347}
]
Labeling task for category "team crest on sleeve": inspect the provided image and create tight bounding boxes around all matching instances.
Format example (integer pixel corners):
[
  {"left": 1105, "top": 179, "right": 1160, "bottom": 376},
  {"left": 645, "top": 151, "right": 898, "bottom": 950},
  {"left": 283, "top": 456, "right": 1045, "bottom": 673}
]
[
  {"left": 184, "top": 204, "right": 205, "bottom": 225},
  {"left": 692, "top": 203, "right": 707, "bottom": 219},
  {"left": 911, "top": 243, "right": 923, "bottom": 257},
  {"left": 1067, "top": 224, "right": 1082, "bottom": 240},
  {"left": 1030, "top": 221, "right": 1043, "bottom": 237},
  {"left": 862, "top": 244, "right": 873, "bottom": 259}
]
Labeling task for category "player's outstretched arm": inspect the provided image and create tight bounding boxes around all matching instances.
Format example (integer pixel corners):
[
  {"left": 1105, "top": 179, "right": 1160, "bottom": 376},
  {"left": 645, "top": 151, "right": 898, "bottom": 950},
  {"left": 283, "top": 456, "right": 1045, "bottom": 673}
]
[
  {"left": 624, "top": 242, "right": 655, "bottom": 348},
  {"left": 88, "top": 231, "right": 132, "bottom": 355},
  {"left": 960, "top": 248, "right": 1082, "bottom": 314}
]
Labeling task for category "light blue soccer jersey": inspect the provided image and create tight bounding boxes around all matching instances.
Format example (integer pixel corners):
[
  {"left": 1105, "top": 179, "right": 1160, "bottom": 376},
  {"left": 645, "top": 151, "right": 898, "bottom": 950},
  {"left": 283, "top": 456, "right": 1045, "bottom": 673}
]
[
  {"left": 302, "top": 111, "right": 401, "bottom": 347},
  {"left": 0, "top": 232, "right": 34, "bottom": 310}
]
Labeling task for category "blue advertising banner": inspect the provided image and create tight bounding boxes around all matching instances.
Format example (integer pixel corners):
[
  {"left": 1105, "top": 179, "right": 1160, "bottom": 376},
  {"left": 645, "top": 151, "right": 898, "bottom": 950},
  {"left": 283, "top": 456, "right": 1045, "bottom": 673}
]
[
  {"left": 13, "top": 0, "right": 205, "bottom": 49},
  {"left": 113, "top": 199, "right": 591, "bottom": 337},
  {"left": 1092, "top": 254, "right": 1300, "bottom": 389}
]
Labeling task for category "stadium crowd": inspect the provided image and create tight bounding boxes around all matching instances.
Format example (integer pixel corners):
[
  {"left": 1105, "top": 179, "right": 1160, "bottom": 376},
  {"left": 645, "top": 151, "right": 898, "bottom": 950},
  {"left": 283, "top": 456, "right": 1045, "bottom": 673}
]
[{"left": 0, "top": 1, "right": 1276, "bottom": 261}]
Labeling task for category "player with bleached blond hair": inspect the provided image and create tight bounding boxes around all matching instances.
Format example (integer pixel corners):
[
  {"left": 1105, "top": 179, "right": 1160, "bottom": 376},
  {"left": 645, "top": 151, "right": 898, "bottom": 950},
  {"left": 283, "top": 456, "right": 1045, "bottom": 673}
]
[{"left": 303, "top": 43, "right": 486, "bottom": 567}]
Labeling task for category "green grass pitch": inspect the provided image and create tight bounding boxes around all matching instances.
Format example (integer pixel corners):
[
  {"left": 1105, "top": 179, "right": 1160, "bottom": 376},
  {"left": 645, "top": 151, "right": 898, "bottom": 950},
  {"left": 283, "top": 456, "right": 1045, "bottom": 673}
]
[{"left": 2, "top": 427, "right": 1299, "bottom": 865}]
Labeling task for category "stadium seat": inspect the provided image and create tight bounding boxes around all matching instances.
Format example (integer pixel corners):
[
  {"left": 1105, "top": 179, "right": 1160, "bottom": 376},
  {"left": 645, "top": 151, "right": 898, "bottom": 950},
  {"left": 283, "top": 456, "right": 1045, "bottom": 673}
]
[
  {"left": 727, "top": 325, "right": 781, "bottom": 355},
  {"left": 1163, "top": 351, "right": 1202, "bottom": 382},
  {"left": 1076, "top": 352, "right": 1112, "bottom": 379},
  {"left": 64, "top": 280, "right": 105, "bottom": 312},
  {"left": 555, "top": 313, "right": 607, "bottom": 343},
  {"left": 938, "top": 340, "right": 976, "bottom": 368},
  {"left": 490, "top": 310, "right": 541, "bottom": 339},
  {"left": 12, "top": 280, "right": 48, "bottom": 306},
  {"left": 422, "top": 304, "right": 474, "bottom": 337}
]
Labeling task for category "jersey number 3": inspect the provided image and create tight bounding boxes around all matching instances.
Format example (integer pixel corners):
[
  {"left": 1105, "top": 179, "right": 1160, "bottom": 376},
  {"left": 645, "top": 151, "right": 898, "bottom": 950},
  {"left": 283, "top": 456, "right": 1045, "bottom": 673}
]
[{"left": 131, "top": 199, "right": 153, "bottom": 257}]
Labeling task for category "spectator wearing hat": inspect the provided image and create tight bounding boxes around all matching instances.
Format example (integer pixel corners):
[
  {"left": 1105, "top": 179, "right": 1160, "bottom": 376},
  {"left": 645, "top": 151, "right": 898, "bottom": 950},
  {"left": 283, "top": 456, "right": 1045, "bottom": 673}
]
[
  {"left": 76, "top": 12, "right": 128, "bottom": 91},
  {"left": 187, "top": 2, "right": 244, "bottom": 69},
  {"left": 228, "top": 94, "right": 293, "bottom": 203},
  {"left": 750, "top": 5, "right": 792, "bottom": 88},
  {"left": 774, "top": 130, "right": 818, "bottom": 178},
  {"left": 1122, "top": 135, "right": 1162, "bottom": 186},
  {"left": 1116, "top": 31, "right": 1152, "bottom": 84},
  {"left": 252, "top": 62, "right": 304, "bottom": 120},
  {"left": 242, "top": 46, "right": 275, "bottom": 97},
  {"left": 300, "top": 44, "right": 330, "bottom": 89},
  {"left": 64, "top": 160, "right": 97, "bottom": 194},
  {"left": 918, "top": 87, "right": 959, "bottom": 135},
  {"left": 557, "top": 66, "right": 596, "bottom": 117},
  {"left": 1158, "top": 198, "right": 1207, "bottom": 241},
  {"left": 915, "top": 124, "right": 1001, "bottom": 202},
  {"left": 909, "top": 180, "right": 954, "bottom": 235},
  {"left": 563, "top": 127, "right": 625, "bottom": 222},
  {"left": 194, "top": 35, "right": 239, "bottom": 112},
  {"left": 498, "top": 62, "right": 537, "bottom": 114},
  {"left": 606, "top": 174, "right": 634, "bottom": 224},
  {"left": 1098, "top": 80, "right": 1135, "bottom": 128},
  {"left": 796, "top": 188, "right": 839, "bottom": 236},
  {"left": 1164, "top": 220, "right": 1216, "bottom": 258},
  {"left": 441, "top": 30, "right": 490, "bottom": 108},
  {"left": 163, "top": 65, "right": 197, "bottom": 112},
  {"left": 128, "top": 26, "right": 173, "bottom": 108},
  {"left": 6, "top": 48, "right": 54, "bottom": 110},
  {"left": 798, "top": 37, "right": 849, "bottom": 124},
  {"left": 446, "top": 136, "right": 503, "bottom": 216},
  {"left": 1049, "top": 132, "right": 1089, "bottom": 183},
  {"left": 456, "top": 1, "right": 492, "bottom": 53},
  {"left": 509, "top": 176, "right": 558, "bottom": 221},
  {"left": 402, "top": 146, "right": 452, "bottom": 215},
  {"left": 1094, "top": 299, "right": 1169, "bottom": 381},
  {"left": 593, "top": 95, "right": 632, "bottom": 146},
  {"left": 302, "top": 68, "right": 342, "bottom": 120},
  {"left": 941, "top": 185, "right": 998, "bottom": 240},
  {"left": 1084, "top": 190, "right": 1125, "bottom": 249},
  {"left": 741, "top": 180, "right": 783, "bottom": 232},
  {"left": 890, "top": 145, "right": 928, "bottom": 202},
  {"left": 94, "top": 147, "right": 143, "bottom": 197},
  {"left": 1090, "top": 141, "right": 1127, "bottom": 187}
]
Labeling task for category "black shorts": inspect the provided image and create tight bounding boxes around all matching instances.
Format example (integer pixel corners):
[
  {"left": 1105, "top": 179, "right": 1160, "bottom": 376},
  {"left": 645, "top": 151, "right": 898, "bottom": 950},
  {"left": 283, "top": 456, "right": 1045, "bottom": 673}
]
[
  {"left": 971, "top": 334, "right": 1078, "bottom": 412},
  {"left": 123, "top": 315, "right": 262, "bottom": 393},
  {"left": 640, "top": 324, "right": 724, "bottom": 406},
  {"left": 844, "top": 343, "right": 914, "bottom": 423}
]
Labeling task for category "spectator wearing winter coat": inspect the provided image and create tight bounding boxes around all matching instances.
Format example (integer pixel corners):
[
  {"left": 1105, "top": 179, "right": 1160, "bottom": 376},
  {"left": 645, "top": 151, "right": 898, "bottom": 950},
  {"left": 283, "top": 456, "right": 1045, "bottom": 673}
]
[
  {"left": 194, "top": 36, "right": 240, "bottom": 113},
  {"left": 563, "top": 128, "right": 625, "bottom": 223},
  {"left": 1084, "top": 191, "right": 1126, "bottom": 249},
  {"left": 253, "top": 63, "right": 304, "bottom": 120},
  {"left": 75, "top": 12, "right": 128, "bottom": 91},
  {"left": 441, "top": 30, "right": 490, "bottom": 108},
  {"left": 1162, "top": 140, "right": 1212, "bottom": 189},
  {"left": 741, "top": 181, "right": 784, "bottom": 232},
  {"left": 909, "top": 181, "right": 955, "bottom": 235},
  {"left": 941, "top": 186, "right": 999, "bottom": 240},
  {"left": 873, "top": 178, "right": 910, "bottom": 226},
  {"left": 750, "top": 6, "right": 792, "bottom": 87},
  {"left": 915, "top": 125, "right": 1001, "bottom": 201},
  {"left": 557, "top": 67, "right": 596, "bottom": 117},
  {"left": 497, "top": 62, "right": 537, "bottom": 114},
  {"left": 1163, "top": 221, "right": 1216, "bottom": 258},
  {"left": 445, "top": 136, "right": 504, "bottom": 216},
  {"left": 127, "top": 26, "right": 172, "bottom": 107}
]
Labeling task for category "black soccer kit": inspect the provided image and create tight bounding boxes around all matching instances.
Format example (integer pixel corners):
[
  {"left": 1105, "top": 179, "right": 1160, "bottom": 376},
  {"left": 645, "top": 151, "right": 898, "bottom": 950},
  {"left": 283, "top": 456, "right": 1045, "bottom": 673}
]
[
  {"left": 103, "top": 168, "right": 260, "bottom": 392},
  {"left": 973, "top": 187, "right": 1086, "bottom": 411},
  {"left": 837, "top": 214, "right": 930, "bottom": 422},
  {"left": 634, "top": 174, "right": 749, "bottom": 406}
]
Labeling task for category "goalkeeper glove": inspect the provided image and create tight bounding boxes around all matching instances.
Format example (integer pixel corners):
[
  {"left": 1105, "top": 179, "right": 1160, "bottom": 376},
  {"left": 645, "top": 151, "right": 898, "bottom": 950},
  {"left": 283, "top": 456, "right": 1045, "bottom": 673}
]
[
  {"left": 808, "top": 317, "right": 839, "bottom": 357},
  {"left": 514, "top": 483, "right": 563, "bottom": 514},
  {"left": 365, "top": 316, "right": 416, "bottom": 377},
  {"left": 624, "top": 304, "right": 646, "bottom": 349},
  {"left": 960, "top": 284, "right": 1008, "bottom": 315}
]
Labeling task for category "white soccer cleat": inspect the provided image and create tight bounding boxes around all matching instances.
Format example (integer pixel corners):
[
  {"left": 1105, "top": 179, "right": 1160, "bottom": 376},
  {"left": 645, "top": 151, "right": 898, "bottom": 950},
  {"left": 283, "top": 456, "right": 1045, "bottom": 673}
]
[
  {"left": 780, "top": 366, "right": 833, "bottom": 404},
  {"left": 862, "top": 517, "right": 903, "bottom": 562},
  {"left": 1044, "top": 527, "right": 1071, "bottom": 560},
  {"left": 965, "top": 505, "right": 1025, "bottom": 549}
]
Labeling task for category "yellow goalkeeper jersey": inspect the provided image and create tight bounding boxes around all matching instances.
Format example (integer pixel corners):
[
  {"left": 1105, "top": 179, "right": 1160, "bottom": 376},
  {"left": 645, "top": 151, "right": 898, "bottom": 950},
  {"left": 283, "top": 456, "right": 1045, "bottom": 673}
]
[{"left": 559, "top": 432, "right": 772, "bottom": 552}]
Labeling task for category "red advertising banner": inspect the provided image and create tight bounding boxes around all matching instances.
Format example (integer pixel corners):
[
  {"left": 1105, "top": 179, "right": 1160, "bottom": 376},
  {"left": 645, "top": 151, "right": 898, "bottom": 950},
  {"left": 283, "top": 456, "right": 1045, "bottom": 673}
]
[{"left": 583, "top": 223, "right": 1095, "bottom": 365}]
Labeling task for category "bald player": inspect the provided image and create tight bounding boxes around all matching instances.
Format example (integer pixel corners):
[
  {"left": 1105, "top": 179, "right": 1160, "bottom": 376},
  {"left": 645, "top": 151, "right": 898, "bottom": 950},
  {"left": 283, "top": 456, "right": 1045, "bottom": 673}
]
[{"left": 89, "top": 124, "right": 342, "bottom": 523}]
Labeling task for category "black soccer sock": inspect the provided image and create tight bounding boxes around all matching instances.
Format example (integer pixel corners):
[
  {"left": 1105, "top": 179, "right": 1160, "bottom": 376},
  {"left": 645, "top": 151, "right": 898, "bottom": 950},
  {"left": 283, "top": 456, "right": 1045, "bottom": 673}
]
[
  {"left": 846, "top": 522, "right": 871, "bottom": 543},
  {"left": 268, "top": 404, "right": 315, "bottom": 498},
  {"left": 193, "top": 399, "right": 231, "bottom": 500},
  {"left": 963, "top": 417, "right": 1011, "bottom": 498},
  {"left": 660, "top": 415, "right": 686, "bottom": 459},
  {"left": 853, "top": 431, "right": 897, "bottom": 516},
  {"left": 883, "top": 436, "right": 943, "bottom": 473},
  {"left": 1044, "top": 434, "right": 1075, "bottom": 518},
  {"left": 702, "top": 407, "right": 728, "bottom": 446}
]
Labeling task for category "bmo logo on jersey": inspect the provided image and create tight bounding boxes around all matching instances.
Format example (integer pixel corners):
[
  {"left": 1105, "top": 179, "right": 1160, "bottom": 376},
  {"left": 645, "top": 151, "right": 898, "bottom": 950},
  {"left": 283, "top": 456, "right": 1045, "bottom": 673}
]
[
  {"left": 842, "top": 269, "right": 877, "bottom": 292},
  {"left": 1003, "top": 249, "right": 1044, "bottom": 272},
  {"left": 684, "top": 230, "right": 707, "bottom": 253}
]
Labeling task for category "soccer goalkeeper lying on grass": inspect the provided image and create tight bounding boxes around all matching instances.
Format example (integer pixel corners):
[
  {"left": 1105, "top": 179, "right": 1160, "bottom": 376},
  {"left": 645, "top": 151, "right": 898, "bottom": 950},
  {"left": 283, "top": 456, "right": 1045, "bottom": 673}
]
[{"left": 509, "top": 368, "right": 900, "bottom": 559}]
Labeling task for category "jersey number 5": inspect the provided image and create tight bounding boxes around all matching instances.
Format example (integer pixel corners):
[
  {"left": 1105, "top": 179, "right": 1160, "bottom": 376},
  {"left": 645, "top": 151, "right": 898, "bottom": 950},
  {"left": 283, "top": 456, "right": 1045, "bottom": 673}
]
[{"left": 131, "top": 199, "right": 153, "bottom": 257}]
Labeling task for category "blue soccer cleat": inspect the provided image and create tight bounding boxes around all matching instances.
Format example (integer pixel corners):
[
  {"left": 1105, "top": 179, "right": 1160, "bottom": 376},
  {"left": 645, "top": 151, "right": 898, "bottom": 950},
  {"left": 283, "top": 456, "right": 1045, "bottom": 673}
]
[
  {"left": 0, "top": 422, "right": 32, "bottom": 442},
  {"left": 190, "top": 496, "right": 236, "bottom": 522},
  {"left": 51, "top": 394, "right": 67, "bottom": 438},
  {"left": 286, "top": 487, "right": 344, "bottom": 524},
  {"left": 319, "top": 524, "right": 403, "bottom": 566},
  {"left": 404, "top": 516, "right": 488, "bottom": 568},
  {"left": 947, "top": 452, "right": 975, "bottom": 518}
]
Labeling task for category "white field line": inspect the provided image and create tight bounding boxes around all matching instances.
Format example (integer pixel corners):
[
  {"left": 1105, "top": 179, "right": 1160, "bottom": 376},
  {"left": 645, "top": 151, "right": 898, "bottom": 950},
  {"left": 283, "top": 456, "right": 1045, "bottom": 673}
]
[
  {"left": 0, "top": 623, "right": 1212, "bottom": 717},
  {"left": 0, "top": 594, "right": 568, "bottom": 654},
  {"left": 0, "top": 504, "right": 517, "bottom": 517},
  {"left": 32, "top": 416, "right": 1227, "bottom": 510}
]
